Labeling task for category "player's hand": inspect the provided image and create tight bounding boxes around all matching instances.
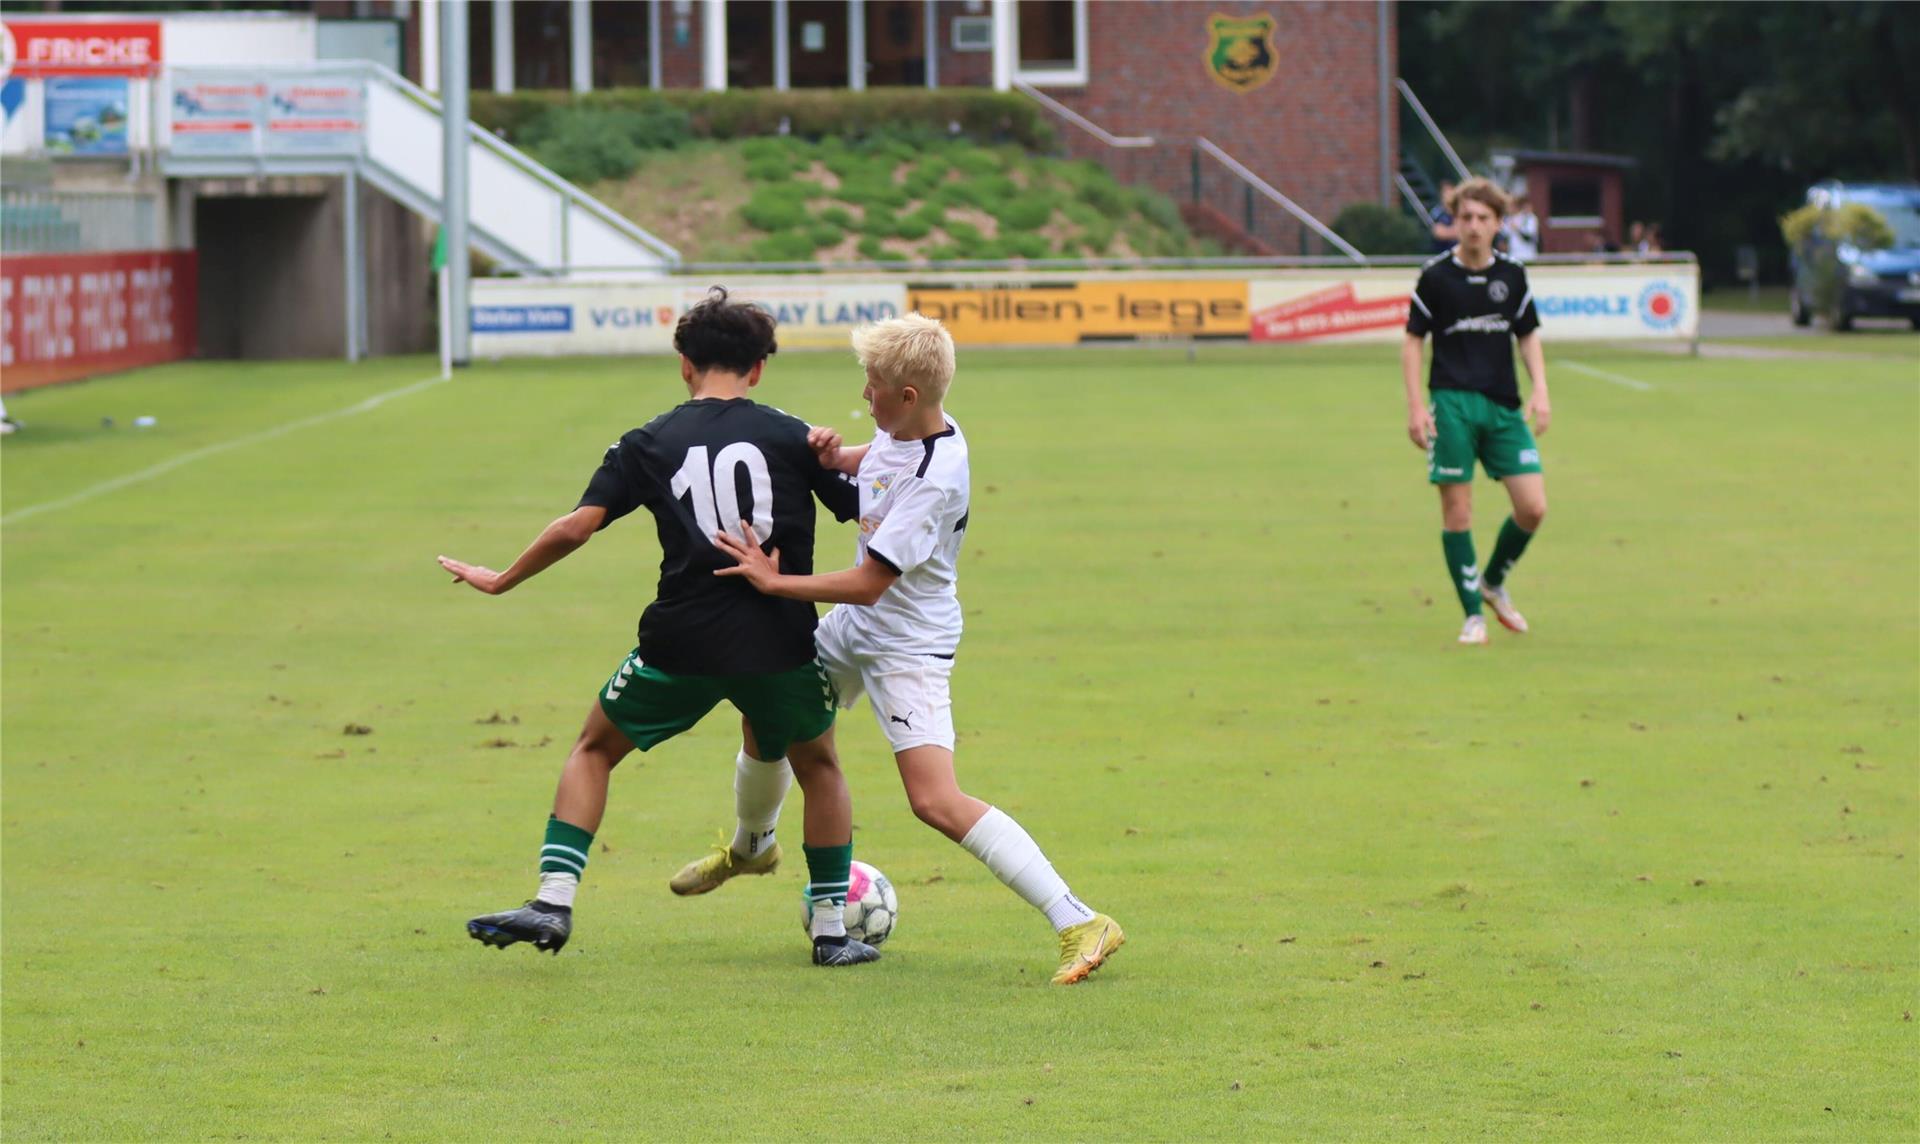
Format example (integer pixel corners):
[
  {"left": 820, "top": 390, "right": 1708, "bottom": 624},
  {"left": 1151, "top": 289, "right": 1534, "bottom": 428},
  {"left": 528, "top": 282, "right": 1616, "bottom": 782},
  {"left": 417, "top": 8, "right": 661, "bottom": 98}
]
[
  {"left": 1528, "top": 393, "right": 1552, "bottom": 436},
  {"left": 712, "top": 521, "right": 781, "bottom": 591},
  {"left": 438, "top": 555, "right": 508, "bottom": 595},
  {"left": 807, "top": 425, "right": 844, "bottom": 468},
  {"left": 1407, "top": 407, "right": 1436, "bottom": 450}
]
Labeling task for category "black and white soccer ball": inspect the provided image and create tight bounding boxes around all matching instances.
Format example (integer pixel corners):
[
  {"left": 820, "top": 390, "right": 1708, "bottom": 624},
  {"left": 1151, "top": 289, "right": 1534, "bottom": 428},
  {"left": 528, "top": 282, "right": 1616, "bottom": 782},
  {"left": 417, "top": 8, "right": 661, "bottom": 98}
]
[{"left": 801, "top": 859, "right": 897, "bottom": 946}]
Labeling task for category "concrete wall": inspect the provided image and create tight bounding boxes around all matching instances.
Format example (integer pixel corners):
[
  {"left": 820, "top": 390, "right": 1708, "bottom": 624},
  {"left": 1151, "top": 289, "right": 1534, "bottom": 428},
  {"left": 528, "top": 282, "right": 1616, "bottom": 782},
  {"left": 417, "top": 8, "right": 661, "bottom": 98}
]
[{"left": 191, "top": 175, "right": 430, "bottom": 360}]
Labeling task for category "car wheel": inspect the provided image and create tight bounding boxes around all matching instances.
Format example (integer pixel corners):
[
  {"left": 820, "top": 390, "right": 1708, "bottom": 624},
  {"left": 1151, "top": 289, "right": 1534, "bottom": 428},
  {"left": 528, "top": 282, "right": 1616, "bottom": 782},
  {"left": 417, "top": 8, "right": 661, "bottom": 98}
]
[
  {"left": 1833, "top": 310, "right": 1855, "bottom": 332},
  {"left": 1790, "top": 291, "right": 1811, "bottom": 327}
]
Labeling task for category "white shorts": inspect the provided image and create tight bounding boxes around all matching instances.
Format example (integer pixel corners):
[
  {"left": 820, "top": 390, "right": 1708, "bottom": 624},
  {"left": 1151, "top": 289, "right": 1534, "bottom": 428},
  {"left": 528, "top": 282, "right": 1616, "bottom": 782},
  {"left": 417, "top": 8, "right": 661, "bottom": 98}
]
[{"left": 815, "top": 606, "right": 955, "bottom": 753}]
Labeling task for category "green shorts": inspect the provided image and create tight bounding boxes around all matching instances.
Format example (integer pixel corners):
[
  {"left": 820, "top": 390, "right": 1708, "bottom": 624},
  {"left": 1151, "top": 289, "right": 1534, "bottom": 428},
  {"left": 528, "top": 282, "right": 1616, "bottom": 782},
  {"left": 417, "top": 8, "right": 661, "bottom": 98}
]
[
  {"left": 1427, "top": 388, "right": 1543, "bottom": 484},
  {"left": 597, "top": 649, "right": 837, "bottom": 758}
]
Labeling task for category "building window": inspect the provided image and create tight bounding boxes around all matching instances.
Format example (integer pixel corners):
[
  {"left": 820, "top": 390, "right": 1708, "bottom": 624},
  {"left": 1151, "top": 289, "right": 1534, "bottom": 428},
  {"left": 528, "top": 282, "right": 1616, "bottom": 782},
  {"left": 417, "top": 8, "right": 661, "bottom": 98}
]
[
  {"left": 593, "top": 0, "right": 655, "bottom": 89},
  {"left": 513, "top": 1, "right": 572, "bottom": 90},
  {"left": 1014, "top": 0, "right": 1085, "bottom": 87}
]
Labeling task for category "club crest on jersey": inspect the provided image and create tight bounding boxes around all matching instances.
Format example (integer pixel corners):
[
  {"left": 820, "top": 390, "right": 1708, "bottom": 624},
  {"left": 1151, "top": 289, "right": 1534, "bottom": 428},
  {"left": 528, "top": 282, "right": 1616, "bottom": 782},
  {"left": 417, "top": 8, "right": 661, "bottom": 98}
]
[
  {"left": 870, "top": 473, "right": 893, "bottom": 497},
  {"left": 1206, "top": 12, "right": 1277, "bottom": 92},
  {"left": 1488, "top": 280, "right": 1510, "bottom": 303}
]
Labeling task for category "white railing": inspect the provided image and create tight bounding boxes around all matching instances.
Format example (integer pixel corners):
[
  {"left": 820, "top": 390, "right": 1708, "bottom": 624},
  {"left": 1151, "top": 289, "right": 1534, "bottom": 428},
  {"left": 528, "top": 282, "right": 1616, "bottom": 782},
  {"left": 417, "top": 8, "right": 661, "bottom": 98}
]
[
  {"left": 159, "top": 62, "right": 678, "bottom": 276},
  {"left": 1195, "top": 137, "right": 1366, "bottom": 264},
  {"left": 1013, "top": 80, "right": 1155, "bottom": 148}
]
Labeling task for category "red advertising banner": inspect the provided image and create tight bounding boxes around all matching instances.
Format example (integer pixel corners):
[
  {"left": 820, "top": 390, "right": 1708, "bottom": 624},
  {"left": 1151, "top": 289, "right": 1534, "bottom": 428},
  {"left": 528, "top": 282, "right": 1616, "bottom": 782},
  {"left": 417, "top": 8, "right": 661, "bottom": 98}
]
[
  {"left": 2, "top": 20, "right": 163, "bottom": 78},
  {"left": 1, "top": 251, "right": 198, "bottom": 391},
  {"left": 1250, "top": 282, "right": 1412, "bottom": 343}
]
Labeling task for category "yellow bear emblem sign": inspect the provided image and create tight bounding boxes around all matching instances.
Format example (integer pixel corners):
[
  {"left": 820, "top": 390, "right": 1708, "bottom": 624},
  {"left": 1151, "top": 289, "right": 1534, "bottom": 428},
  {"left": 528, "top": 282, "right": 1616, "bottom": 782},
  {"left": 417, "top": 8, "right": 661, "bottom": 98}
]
[{"left": 1206, "top": 12, "right": 1278, "bottom": 92}]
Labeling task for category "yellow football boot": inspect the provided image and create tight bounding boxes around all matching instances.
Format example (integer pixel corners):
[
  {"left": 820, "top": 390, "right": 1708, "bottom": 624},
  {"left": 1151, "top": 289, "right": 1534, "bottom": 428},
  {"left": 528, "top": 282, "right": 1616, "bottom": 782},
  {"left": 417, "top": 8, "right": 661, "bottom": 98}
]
[
  {"left": 669, "top": 842, "right": 781, "bottom": 896},
  {"left": 1051, "top": 913, "right": 1125, "bottom": 985}
]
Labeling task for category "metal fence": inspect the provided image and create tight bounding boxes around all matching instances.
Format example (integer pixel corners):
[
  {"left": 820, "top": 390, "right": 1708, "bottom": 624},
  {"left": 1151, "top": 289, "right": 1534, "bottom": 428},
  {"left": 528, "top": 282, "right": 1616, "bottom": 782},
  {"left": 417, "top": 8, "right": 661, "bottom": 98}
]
[{"left": 0, "top": 189, "right": 163, "bottom": 255}]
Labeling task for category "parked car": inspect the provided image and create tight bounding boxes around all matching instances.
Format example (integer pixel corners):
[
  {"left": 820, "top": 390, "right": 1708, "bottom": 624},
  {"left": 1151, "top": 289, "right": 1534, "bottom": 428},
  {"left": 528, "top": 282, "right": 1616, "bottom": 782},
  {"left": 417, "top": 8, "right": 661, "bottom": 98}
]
[{"left": 1789, "top": 182, "right": 1920, "bottom": 330}]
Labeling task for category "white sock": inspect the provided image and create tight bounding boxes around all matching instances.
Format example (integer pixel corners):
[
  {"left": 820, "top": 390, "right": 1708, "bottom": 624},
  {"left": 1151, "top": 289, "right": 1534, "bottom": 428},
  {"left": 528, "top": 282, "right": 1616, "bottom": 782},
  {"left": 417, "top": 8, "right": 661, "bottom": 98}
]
[
  {"left": 535, "top": 870, "right": 578, "bottom": 908},
  {"left": 730, "top": 750, "right": 792, "bottom": 857},
  {"left": 809, "top": 900, "right": 846, "bottom": 939},
  {"left": 959, "top": 807, "right": 1096, "bottom": 933}
]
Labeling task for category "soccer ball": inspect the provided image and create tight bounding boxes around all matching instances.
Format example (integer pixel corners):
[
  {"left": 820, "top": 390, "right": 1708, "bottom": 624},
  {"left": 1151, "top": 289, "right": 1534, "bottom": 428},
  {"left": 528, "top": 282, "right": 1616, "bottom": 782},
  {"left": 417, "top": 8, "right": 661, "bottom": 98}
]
[{"left": 801, "top": 859, "right": 898, "bottom": 946}]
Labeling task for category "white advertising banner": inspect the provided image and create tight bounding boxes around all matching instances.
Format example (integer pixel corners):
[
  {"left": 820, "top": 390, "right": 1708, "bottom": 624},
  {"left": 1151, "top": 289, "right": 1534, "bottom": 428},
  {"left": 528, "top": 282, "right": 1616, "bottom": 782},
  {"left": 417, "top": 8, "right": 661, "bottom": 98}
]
[
  {"left": 1248, "top": 264, "right": 1698, "bottom": 344},
  {"left": 472, "top": 267, "right": 1695, "bottom": 358},
  {"left": 470, "top": 279, "right": 678, "bottom": 357},
  {"left": 470, "top": 279, "right": 909, "bottom": 357}
]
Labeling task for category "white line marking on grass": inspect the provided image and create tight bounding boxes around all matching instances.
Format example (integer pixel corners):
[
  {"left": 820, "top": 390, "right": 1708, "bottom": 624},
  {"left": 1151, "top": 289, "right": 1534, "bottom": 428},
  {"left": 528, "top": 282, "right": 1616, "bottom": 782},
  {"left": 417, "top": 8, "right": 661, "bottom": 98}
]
[
  {"left": 2, "top": 373, "right": 448, "bottom": 526},
  {"left": 1561, "top": 359, "right": 1655, "bottom": 391}
]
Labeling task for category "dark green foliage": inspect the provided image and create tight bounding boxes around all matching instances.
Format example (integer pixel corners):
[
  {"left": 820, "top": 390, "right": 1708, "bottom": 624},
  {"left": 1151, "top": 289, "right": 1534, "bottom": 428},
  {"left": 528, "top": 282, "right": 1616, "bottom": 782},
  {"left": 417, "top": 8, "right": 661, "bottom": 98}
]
[
  {"left": 1130, "top": 187, "right": 1187, "bottom": 236},
  {"left": 817, "top": 205, "right": 857, "bottom": 228},
  {"left": 992, "top": 193, "right": 1057, "bottom": 233},
  {"left": 856, "top": 234, "right": 887, "bottom": 260},
  {"left": 1001, "top": 233, "right": 1054, "bottom": 259},
  {"left": 740, "top": 185, "right": 814, "bottom": 232},
  {"left": 749, "top": 231, "right": 820, "bottom": 263},
  {"left": 1332, "top": 202, "right": 1430, "bottom": 255},
  {"left": 472, "top": 89, "right": 1056, "bottom": 150},
  {"left": 806, "top": 222, "right": 845, "bottom": 249},
  {"left": 893, "top": 214, "right": 934, "bottom": 241},
  {"left": 860, "top": 210, "right": 898, "bottom": 238},
  {"left": 941, "top": 219, "right": 985, "bottom": 245}
]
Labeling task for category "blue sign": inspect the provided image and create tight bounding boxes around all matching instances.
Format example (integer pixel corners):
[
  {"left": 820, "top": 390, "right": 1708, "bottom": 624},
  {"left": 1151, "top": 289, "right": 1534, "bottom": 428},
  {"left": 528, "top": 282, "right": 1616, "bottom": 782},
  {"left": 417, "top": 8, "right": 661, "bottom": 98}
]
[
  {"left": 472, "top": 306, "right": 574, "bottom": 333},
  {"left": 45, "top": 77, "right": 130, "bottom": 156}
]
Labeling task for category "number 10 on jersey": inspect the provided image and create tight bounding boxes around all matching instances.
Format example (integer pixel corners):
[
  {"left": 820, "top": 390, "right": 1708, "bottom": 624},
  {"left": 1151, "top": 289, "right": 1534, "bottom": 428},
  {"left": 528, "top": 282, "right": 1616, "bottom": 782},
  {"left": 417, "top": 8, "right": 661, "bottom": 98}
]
[{"left": 672, "top": 444, "right": 773, "bottom": 544}]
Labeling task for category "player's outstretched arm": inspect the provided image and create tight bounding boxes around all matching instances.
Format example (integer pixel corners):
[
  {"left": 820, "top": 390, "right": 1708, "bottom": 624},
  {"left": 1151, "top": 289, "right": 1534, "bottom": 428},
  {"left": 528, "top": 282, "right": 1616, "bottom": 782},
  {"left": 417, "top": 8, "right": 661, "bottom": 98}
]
[
  {"left": 438, "top": 505, "right": 607, "bottom": 596},
  {"left": 712, "top": 521, "right": 897, "bottom": 605},
  {"left": 1516, "top": 332, "right": 1550, "bottom": 435},
  {"left": 807, "top": 424, "right": 868, "bottom": 476}
]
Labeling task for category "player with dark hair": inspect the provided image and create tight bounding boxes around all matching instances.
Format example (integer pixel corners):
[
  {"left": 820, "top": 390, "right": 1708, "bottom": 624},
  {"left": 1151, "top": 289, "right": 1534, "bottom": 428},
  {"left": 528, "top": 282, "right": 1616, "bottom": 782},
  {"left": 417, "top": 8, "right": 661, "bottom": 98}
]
[
  {"left": 440, "top": 287, "right": 879, "bottom": 966},
  {"left": 1402, "top": 178, "right": 1552, "bottom": 645}
]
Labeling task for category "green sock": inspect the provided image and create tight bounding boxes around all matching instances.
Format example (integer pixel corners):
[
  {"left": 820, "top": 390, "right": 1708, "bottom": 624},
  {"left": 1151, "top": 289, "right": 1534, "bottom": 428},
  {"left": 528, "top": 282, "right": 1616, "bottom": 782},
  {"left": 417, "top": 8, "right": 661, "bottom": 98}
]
[
  {"left": 540, "top": 816, "right": 594, "bottom": 880},
  {"left": 1484, "top": 516, "right": 1534, "bottom": 588},
  {"left": 803, "top": 843, "right": 853, "bottom": 938},
  {"left": 1442, "top": 530, "right": 1483, "bottom": 616}
]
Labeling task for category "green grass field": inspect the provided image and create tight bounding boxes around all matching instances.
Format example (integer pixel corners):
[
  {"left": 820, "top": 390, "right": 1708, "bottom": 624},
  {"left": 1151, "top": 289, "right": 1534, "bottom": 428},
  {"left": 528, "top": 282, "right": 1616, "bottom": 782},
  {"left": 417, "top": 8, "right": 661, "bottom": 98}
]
[{"left": 3, "top": 337, "right": 1916, "bottom": 1140}]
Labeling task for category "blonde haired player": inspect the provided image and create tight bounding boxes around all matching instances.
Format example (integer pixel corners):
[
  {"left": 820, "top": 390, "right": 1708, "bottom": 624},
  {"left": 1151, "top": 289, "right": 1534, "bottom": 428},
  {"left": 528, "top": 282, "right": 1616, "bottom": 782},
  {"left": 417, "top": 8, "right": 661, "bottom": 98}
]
[{"left": 686, "top": 312, "right": 1125, "bottom": 985}]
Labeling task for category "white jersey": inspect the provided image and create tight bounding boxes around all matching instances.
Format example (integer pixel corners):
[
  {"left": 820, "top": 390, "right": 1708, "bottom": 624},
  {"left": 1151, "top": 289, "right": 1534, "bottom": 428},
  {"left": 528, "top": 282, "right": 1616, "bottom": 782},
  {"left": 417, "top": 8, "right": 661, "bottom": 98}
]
[{"left": 839, "top": 417, "right": 970, "bottom": 657}]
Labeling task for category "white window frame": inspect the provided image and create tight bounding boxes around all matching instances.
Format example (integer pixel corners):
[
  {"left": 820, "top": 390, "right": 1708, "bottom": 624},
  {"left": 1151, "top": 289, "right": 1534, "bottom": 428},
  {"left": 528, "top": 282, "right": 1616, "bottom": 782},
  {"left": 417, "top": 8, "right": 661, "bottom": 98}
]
[{"left": 1011, "top": 0, "right": 1088, "bottom": 88}]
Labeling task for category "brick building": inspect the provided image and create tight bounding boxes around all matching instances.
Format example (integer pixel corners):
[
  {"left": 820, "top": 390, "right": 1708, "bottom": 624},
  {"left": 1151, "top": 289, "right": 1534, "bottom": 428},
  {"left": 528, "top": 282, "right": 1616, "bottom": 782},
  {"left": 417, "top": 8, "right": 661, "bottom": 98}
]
[{"left": 387, "top": 0, "right": 1396, "bottom": 252}]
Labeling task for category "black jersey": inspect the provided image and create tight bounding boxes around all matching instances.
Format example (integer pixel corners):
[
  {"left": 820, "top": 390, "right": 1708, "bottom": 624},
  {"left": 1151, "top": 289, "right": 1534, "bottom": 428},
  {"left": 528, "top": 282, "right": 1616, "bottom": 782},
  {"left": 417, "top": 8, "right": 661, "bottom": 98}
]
[
  {"left": 1405, "top": 250, "right": 1541, "bottom": 409},
  {"left": 577, "top": 398, "right": 859, "bottom": 676}
]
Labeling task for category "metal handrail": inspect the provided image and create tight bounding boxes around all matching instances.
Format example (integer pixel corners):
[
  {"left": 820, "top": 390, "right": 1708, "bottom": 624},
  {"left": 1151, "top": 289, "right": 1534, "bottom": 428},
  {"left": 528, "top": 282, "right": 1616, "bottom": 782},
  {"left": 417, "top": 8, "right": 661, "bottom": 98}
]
[
  {"left": 1395, "top": 78, "right": 1470, "bottom": 182},
  {"left": 1195, "top": 137, "right": 1366, "bottom": 264},
  {"left": 368, "top": 62, "right": 682, "bottom": 264},
  {"left": 1394, "top": 172, "right": 1430, "bottom": 218},
  {"left": 1013, "top": 80, "right": 1155, "bottom": 149},
  {"left": 161, "top": 60, "right": 681, "bottom": 265}
]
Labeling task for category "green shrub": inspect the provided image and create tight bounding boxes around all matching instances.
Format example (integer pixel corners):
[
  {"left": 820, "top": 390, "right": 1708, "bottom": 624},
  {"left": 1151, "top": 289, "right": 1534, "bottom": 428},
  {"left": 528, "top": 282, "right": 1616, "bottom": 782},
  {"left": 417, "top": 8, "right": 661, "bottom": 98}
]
[
  {"left": 894, "top": 214, "right": 933, "bottom": 241},
  {"left": 861, "top": 210, "right": 897, "bottom": 238},
  {"left": 740, "top": 186, "right": 813, "bottom": 231},
  {"left": 1130, "top": 187, "right": 1187, "bottom": 236},
  {"left": 519, "top": 108, "right": 644, "bottom": 185},
  {"left": 1061, "top": 160, "right": 1130, "bottom": 215},
  {"left": 1332, "top": 202, "right": 1428, "bottom": 255},
  {"left": 750, "top": 231, "right": 820, "bottom": 263},
  {"left": 1001, "top": 232, "right": 1053, "bottom": 259},
  {"left": 942, "top": 219, "right": 984, "bottom": 244},
  {"left": 745, "top": 153, "right": 800, "bottom": 182},
  {"left": 950, "top": 149, "right": 1005, "bottom": 177},
  {"left": 806, "top": 223, "right": 844, "bottom": 249},
  {"left": 1781, "top": 202, "right": 1896, "bottom": 325},
  {"left": 856, "top": 235, "right": 887, "bottom": 261},
  {"left": 924, "top": 243, "right": 968, "bottom": 262},
  {"left": 840, "top": 178, "right": 909, "bottom": 211},
  {"left": 902, "top": 157, "right": 952, "bottom": 198},
  {"left": 992, "top": 193, "right": 1056, "bottom": 232},
  {"left": 817, "top": 205, "right": 857, "bottom": 228}
]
